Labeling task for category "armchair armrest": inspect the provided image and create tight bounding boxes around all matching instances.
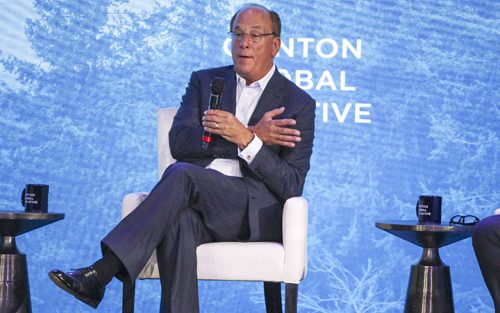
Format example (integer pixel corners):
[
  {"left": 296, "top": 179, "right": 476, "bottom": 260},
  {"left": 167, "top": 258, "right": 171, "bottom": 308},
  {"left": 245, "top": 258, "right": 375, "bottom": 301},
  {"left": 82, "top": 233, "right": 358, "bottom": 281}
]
[
  {"left": 282, "top": 196, "right": 308, "bottom": 283},
  {"left": 122, "top": 192, "right": 149, "bottom": 218}
]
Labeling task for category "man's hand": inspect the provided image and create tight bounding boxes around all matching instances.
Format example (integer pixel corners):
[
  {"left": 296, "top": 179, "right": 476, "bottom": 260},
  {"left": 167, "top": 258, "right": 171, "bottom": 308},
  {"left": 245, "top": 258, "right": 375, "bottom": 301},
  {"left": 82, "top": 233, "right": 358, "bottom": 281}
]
[
  {"left": 202, "top": 109, "right": 254, "bottom": 149},
  {"left": 251, "top": 107, "right": 300, "bottom": 148}
]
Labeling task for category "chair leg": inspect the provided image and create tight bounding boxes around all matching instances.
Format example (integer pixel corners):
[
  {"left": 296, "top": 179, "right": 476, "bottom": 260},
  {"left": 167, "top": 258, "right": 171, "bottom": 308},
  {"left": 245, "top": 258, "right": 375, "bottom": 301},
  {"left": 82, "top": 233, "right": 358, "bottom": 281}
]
[
  {"left": 122, "top": 280, "right": 136, "bottom": 313},
  {"left": 285, "top": 283, "right": 298, "bottom": 313},
  {"left": 264, "top": 282, "right": 283, "bottom": 313}
]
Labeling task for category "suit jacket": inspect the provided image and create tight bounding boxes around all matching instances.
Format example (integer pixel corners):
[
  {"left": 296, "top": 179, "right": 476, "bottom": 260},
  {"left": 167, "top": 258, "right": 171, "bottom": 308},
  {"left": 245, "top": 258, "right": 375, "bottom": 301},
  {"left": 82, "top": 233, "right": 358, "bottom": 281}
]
[{"left": 169, "top": 65, "right": 315, "bottom": 241}]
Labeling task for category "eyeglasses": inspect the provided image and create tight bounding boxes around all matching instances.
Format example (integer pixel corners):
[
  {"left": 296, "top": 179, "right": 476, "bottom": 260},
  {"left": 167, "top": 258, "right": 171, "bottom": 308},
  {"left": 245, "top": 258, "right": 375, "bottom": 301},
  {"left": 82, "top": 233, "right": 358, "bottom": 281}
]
[
  {"left": 449, "top": 214, "right": 480, "bottom": 226},
  {"left": 229, "top": 30, "right": 277, "bottom": 43}
]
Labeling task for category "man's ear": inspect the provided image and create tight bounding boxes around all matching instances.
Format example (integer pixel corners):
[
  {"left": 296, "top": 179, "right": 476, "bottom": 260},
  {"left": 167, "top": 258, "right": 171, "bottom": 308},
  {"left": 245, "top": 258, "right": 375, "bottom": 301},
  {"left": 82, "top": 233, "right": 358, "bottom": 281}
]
[{"left": 272, "top": 37, "right": 281, "bottom": 57}]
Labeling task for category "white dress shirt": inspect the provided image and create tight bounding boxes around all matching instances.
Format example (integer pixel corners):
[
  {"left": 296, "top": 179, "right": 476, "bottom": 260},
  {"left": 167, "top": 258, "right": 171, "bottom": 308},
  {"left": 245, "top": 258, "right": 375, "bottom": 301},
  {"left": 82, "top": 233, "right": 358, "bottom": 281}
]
[{"left": 205, "top": 65, "right": 276, "bottom": 177}]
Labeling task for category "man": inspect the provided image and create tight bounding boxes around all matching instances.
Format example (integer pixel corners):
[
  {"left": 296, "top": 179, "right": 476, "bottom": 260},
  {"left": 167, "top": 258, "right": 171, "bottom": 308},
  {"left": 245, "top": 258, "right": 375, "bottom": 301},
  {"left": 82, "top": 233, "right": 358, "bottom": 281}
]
[
  {"left": 472, "top": 214, "right": 500, "bottom": 312},
  {"left": 49, "top": 3, "right": 315, "bottom": 312}
]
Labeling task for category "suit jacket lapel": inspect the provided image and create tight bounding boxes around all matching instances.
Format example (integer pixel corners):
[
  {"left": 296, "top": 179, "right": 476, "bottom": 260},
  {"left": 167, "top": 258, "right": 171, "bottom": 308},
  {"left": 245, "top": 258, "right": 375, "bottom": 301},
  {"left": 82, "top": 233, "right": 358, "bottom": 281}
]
[
  {"left": 220, "top": 68, "right": 237, "bottom": 114},
  {"left": 248, "top": 69, "right": 286, "bottom": 126}
]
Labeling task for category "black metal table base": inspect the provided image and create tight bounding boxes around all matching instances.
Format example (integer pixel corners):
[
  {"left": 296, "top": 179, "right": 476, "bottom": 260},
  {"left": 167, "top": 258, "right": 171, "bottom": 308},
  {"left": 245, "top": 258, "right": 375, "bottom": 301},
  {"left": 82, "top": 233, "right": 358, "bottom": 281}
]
[
  {"left": 0, "top": 211, "right": 65, "bottom": 313},
  {"left": 404, "top": 248, "right": 454, "bottom": 313},
  {"left": 0, "top": 237, "right": 32, "bottom": 313}
]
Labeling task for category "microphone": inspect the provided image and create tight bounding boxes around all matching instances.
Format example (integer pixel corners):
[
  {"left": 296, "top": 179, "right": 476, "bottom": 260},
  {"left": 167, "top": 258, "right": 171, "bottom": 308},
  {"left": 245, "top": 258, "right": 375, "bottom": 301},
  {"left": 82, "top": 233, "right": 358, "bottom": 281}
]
[{"left": 201, "top": 77, "right": 224, "bottom": 150}]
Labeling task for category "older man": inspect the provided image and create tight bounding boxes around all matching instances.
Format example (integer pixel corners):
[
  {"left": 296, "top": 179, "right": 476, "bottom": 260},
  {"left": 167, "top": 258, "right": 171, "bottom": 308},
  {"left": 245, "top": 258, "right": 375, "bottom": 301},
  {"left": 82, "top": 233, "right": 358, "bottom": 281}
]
[{"left": 49, "top": 3, "right": 315, "bottom": 312}]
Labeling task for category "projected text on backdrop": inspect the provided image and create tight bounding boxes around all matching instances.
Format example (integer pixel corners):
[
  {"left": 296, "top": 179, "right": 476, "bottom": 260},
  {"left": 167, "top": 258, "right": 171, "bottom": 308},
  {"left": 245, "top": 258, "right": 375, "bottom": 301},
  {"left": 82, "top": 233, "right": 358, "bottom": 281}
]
[{"left": 224, "top": 37, "right": 371, "bottom": 124}]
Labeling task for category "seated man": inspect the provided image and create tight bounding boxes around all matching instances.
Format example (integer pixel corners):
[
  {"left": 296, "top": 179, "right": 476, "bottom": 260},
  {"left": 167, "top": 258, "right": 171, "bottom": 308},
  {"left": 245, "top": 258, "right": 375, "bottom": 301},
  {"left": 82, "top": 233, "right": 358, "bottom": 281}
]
[
  {"left": 472, "top": 214, "right": 500, "bottom": 312},
  {"left": 48, "top": 3, "right": 316, "bottom": 312}
]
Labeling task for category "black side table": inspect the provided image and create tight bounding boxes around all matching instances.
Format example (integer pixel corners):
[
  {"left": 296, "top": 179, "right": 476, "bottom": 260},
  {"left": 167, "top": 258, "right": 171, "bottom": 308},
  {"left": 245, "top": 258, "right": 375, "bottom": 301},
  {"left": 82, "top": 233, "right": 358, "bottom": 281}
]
[
  {"left": 375, "top": 220, "right": 475, "bottom": 313},
  {"left": 0, "top": 210, "right": 65, "bottom": 313}
]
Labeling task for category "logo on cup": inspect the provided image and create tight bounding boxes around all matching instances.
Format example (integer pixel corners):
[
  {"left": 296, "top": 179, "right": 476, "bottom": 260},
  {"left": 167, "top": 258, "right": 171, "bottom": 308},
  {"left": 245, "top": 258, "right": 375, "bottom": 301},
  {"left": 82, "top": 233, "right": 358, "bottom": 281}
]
[
  {"left": 21, "top": 184, "right": 49, "bottom": 213},
  {"left": 416, "top": 195, "right": 441, "bottom": 224}
]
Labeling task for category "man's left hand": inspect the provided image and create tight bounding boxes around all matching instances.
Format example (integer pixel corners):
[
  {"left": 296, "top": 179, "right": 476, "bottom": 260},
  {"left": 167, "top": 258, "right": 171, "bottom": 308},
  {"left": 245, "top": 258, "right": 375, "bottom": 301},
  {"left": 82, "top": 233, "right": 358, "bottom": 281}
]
[{"left": 202, "top": 109, "right": 254, "bottom": 149}]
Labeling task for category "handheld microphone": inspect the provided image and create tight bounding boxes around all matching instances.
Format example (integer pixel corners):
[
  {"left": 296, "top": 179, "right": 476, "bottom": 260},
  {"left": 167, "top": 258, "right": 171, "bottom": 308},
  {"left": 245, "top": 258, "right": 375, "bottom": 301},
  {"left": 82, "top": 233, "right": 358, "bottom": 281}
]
[{"left": 201, "top": 77, "right": 224, "bottom": 150}]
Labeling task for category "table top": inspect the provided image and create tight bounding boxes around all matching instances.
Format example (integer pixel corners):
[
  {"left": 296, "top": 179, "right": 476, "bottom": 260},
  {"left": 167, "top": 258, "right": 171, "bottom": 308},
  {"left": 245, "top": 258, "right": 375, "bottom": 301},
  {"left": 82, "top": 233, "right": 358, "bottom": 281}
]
[
  {"left": 375, "top": 220, "right": 476, "bottom": 248},
  {"left": 0, "top": 210, "right": 64, "bottom": 219},
  {"left": 0, "top": 210, "right": 65, "bottom": 236}
]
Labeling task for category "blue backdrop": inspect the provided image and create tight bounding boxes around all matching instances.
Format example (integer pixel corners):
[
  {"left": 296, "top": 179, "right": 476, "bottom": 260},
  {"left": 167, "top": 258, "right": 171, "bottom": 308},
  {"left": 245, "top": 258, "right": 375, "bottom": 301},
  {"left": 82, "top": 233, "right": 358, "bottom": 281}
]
[{"left": 0, "top": 0, "right": 499, "bottom": 312}]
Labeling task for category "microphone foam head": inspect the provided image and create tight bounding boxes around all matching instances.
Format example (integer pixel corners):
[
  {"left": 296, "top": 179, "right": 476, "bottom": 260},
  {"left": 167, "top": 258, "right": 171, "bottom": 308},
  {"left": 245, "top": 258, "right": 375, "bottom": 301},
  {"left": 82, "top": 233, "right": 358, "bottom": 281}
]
[{"left": 211, "top": 77, "right": 224, "bottom": 95}]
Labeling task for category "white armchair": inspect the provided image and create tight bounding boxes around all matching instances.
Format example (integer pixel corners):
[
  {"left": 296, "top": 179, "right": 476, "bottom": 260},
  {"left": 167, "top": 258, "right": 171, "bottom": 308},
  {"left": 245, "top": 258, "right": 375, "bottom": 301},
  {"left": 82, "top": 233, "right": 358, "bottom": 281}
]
[{"left": 121, "top": 108, "right": 308, "bottom": 313}]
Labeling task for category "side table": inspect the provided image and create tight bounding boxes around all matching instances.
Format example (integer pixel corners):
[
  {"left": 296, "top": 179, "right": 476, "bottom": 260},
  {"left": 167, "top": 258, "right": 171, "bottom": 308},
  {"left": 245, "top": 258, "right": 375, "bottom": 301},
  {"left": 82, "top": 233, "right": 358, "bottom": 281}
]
[
  {"left": 0, "top": 210, "right": 65, "bottom": 313},
  {"left": 375, "top": 220, "right": 475, "bottom": 313}
]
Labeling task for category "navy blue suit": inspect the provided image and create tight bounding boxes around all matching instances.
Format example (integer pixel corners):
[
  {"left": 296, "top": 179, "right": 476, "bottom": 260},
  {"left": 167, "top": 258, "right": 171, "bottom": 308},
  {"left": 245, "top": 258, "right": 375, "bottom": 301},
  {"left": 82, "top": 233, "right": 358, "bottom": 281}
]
[{"left": 101, "top": 65, "right": 315, "bottom": 312}]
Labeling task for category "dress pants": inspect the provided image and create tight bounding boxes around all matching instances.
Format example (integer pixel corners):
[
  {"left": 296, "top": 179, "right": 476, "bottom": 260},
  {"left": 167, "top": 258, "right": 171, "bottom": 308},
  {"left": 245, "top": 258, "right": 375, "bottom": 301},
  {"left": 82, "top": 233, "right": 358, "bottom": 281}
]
[
  {"left": 101, "top": 162, "right": 251, "bottom": 313},
  {"left": 472, "top": 215, "right": 500, "bottom": 312}
]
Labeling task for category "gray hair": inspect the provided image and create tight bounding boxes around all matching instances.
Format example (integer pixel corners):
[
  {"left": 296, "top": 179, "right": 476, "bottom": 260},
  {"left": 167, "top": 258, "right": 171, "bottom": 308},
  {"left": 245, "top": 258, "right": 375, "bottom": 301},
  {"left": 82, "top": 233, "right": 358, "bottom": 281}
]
[{"left": 229, "top": 3, "right": 281, "bottom": 37}]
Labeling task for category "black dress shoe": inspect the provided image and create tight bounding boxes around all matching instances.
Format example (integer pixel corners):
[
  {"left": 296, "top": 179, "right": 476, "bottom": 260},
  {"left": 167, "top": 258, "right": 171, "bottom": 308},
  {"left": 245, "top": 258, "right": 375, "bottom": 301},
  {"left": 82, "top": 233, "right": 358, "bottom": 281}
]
[{"left": 48, "top": 267, "right": 105, "bottom": 308}]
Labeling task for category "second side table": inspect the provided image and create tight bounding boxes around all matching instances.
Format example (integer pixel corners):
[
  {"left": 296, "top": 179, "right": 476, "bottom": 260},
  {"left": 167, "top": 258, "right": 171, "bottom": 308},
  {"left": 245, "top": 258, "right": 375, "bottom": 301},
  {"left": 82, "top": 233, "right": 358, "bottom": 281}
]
[{"left": 375, "top": 220, "right": 475, "bottom": 313}]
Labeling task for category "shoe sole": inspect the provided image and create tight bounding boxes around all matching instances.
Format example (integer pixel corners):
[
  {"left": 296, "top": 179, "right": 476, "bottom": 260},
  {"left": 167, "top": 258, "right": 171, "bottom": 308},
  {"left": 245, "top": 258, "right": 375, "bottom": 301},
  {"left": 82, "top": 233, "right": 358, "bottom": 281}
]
[{"left": 48, "top": 272, "right": 100, "bottom": 309}]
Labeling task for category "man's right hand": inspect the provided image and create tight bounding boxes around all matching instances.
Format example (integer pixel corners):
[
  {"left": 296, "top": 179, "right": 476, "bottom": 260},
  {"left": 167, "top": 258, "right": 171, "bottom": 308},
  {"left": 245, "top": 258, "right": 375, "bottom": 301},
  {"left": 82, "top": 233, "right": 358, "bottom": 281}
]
[{"left": 250, "top": 107, "right": 301, "bottom": 148}]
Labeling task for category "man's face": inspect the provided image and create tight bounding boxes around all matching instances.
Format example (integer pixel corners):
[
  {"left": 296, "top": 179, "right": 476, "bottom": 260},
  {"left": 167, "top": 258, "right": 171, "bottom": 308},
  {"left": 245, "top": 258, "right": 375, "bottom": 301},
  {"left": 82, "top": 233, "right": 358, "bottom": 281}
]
[{"left": 231, "top": 7, "right": 280, "bottom": 85}]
